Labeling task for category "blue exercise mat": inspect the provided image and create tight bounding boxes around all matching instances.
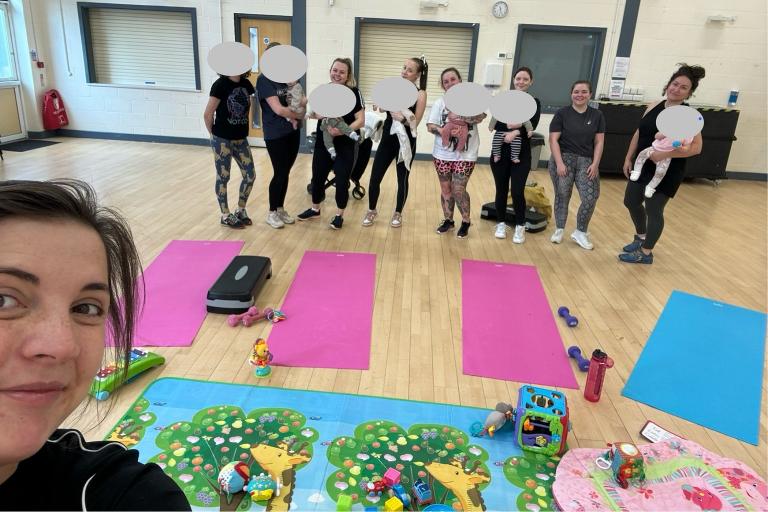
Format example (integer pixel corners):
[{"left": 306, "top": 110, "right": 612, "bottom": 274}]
[{"left": 622, "top": 290, "right": 766, "bottom": 445}]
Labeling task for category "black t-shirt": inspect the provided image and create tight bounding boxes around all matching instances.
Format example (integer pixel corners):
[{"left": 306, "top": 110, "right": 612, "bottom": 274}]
[
  {"left": 492, "top": 97, "right": 542, "bottom": 165},
  {"left": 632, "top": 101, "right": 689, "bottom": 198},
  {"left": 382, "top": 100, "right": 418, "bottom": 140},
  {"left": 549, "top": 105, "right": 606, "bottom": 158},
  {"left": 256, "top": 75, "right": 296, "bottom": 141},
  {"left": 0, "top": 429, "right": 190, "bottom": 511},
  {"left": 209, "top": 76, "right": 255, "bottom": 140},
  {"left": 317, "top": 86, "right": 364, "bottom": 149}
]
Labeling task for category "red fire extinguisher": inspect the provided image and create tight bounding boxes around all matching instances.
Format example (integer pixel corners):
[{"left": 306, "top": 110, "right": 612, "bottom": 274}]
[{"left": 42, "top": 89, "right": 69, "bottom": 130}]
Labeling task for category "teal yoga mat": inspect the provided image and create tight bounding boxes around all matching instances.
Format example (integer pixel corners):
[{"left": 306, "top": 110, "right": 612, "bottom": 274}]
[{"left": 622, "top": 291, "right": 766, "bottom": 444}]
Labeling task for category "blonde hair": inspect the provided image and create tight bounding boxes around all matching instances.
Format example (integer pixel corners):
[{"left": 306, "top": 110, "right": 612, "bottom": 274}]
[{"left": 331, "top": 57, "right": 356, "bottom": 87}]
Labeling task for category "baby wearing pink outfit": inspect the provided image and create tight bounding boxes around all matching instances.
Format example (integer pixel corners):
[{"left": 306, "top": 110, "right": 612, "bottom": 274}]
[{"left": 631, "top": 132, "right": 693, "bottom": 198}]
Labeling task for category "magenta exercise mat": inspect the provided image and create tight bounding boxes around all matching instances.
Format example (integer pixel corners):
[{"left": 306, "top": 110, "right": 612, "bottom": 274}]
[
  {"left": 462, "top": 259, "right": 578, "bottom": 388},
  {"left": 268, "top": 251, "right": 375, "bottom": 369},
  {"left": 130, "top": 240, "right": 244, "bottom": 347}
]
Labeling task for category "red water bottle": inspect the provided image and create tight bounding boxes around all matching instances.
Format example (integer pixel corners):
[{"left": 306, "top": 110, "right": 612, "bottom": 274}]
[{"left": 584, "top": 349, "right": 614, "bottom": 402}]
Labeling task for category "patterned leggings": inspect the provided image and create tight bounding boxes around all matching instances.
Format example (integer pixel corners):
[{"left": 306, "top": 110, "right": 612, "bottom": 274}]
[
  {"left": 548, "top": 152, "right": 600, "bottom": 232},
  {"left": 211, "top": 135, "right": 256, "bottom": 214},
  {"left": 434, "top": 159, "right": 475, "bottom": 221}
]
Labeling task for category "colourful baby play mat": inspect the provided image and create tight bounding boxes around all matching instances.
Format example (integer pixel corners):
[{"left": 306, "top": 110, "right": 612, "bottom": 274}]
[{"left": 552, "top": 439, "right": 767, "bottom": 511}]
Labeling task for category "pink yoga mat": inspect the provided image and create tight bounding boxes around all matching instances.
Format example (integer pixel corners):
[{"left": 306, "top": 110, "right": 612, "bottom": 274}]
[
  {"left": 462, "top": 259, "right": 578, "bottom": 388},
  {"left": 126, "top": 240, "right": 244, "bottom": 347},
  {"left": 267, "top": 251, "right": 375, "bottom": 369}
]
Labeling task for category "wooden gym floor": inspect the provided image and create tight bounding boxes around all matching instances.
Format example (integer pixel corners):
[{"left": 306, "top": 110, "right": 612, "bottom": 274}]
[{"left": 1, "top": 137, "right": 765, "bottom": 477}]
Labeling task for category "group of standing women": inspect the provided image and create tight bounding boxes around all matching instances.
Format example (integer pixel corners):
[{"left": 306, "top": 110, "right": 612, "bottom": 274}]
[{"left": 205, "top": 56, "right": 705, "bottom": 264}]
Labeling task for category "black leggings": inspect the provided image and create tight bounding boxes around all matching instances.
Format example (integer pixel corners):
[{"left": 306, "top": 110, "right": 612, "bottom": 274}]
[
  {"left": 353, "top": 138, "right": 373, "bottom": 184},
  {"left": 623, "top": 179, "right": 670, "bottom": 250},
  {"left": 368, "top": 132, "right": 416, "bottom": 212},
  {"left": 265, "top": 130, "right": 300, "bottom": 211},
  {"left": 311, "top": 135, "right": 356, "bottom": 210},
  {"left": 490, "top": 144, "right": 531, "bottom": 226}
]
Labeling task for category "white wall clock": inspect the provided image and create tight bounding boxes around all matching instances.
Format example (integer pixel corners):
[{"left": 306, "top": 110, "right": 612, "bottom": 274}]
[{"left": 492, "top": 1, "right": 509, "bottom": 18}]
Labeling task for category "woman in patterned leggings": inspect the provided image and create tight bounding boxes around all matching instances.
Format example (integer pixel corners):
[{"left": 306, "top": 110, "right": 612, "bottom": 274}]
[
  {"left": 425, "top": 67, "right": 486, "bottom": 239},
  {"left": 204, "top": 72, "right": 257, "bottom": 229},
  {"left": 548, "top": 80, "right": 606, "bottom": 250}
]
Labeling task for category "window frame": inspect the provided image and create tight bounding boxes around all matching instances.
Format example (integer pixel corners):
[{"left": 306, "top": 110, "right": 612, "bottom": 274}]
[
  {"left": 512, "top": 24, "right": 606, "bottom": 114},
  {"left": 77, "top": 2, "right": 201, "bottom": 92},
  {"left": 354, "top": 17, "right": 479, "bottom": 107},
  {"left": 0, "top": 1, "right": 19, "bottom": 84}
]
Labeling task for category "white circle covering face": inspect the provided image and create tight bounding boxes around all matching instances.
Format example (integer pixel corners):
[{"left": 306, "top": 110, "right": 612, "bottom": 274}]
[
  {"left": 207, "top": 42, "right": 255, "bottom": 76},
  {"left": 371, "top": 77, "right": 418, "bottom": 112},
  {"left": 444, "top": 82, "right": 491, "bottom": 116},
  {"left": 656, "top": 105, "right": 704, "bottom": 140},
  {"left": 309, "top": 83, "right": 356, "bottom": 118},
  {"left": 260, "top": 45, "right": 308, "bottom": 83},
  {"left": 489, "top": 90, "right": 537, "bottom": 124}
]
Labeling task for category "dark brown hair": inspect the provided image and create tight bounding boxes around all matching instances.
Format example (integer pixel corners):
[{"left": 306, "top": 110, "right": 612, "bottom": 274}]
[
  {"left": 439, "top": 67, "right": 462, "bottom": 89},
  {"left": 0, "top": 179, "right": 142, "bottom": 381},
  {"left": 409, "top": 56, "right": 429, "bottom": 91},
  {"left": 663, "top": 63, "right": 706, "bottom": 98},
  {"left": 570, "top": 80, "right": 593, "bottom": 93},
  {"left": 513, "top": 66, "right": 534, "bottom": 81}
]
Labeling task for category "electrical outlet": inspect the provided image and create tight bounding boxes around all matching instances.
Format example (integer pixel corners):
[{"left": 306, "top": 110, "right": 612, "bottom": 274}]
[{"left": 497, "top": 52, "right": 506, "bottom": 59}]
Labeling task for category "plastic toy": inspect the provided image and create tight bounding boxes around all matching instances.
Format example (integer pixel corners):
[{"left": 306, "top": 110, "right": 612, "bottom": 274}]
[
  {"left": 567, "top": 345, "right": 591, "bottom": 372},
  {"left": 249, "top": 338, "right": 274, "bottom": 378},
  {"left": 246, "top": 472, "right": 278, "bottom": 502},
  {"left": 367, "top": 479, "right": 389, "bottom": 496},
  {"left": 383, "top": 467, "right": 401, "bottom": 486},
  {"left": 478, "top": 402, "right": 515, "bottom": 437},
  {"left": 557, "top": 306, "right": 578, "bottom": 327},
  {"left": 228, "top": 306, "right": 286, "bottom": 327},
  {"left": 89, "top": 348, "right": 165, "bottom": 400},
  {"left": 383, "top": 496, "right": 404, "bottom": 511},
  {"left": 337, "top": 493, "right": 352, "bottom": 511},
  {"left": 672, "top": 140, "right": 682, "bottom": 148},
  {"left": 584, "top": 349, "right": 614, "bottom": 402},
  {"left": 596, "top": 442, "right": 645, "bottom": 489},
  {"left": 514, "top": 385, "right": 570, "bottom": 456},
  {"left": 217, "top": 461, "right": 250, "bottom": 495},
  {"left": 390, "top": 483, "right": 411, "bottom": 508},
  {"left": 412, "top": 478, "right": 433, "bottom": 506}
]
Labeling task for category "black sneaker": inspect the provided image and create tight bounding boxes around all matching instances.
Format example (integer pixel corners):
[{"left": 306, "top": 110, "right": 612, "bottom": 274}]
[
  {"left": 329, "top": 215, "right": 344, "bottom": 230},
  {"left": 297, "top": 208, "right": 321, "bottom": 221},
  {"left": 234, "top": 208, "right": 252, "bottom": 226},
  {"left": 436, "top": 219, "right": 455, "bottom": 234},
  {"left": 221, "top": 213, "right": 245, "bottom": 229},
  {"left": 456, "top": 221, "right": 471, "bottom": 239}
]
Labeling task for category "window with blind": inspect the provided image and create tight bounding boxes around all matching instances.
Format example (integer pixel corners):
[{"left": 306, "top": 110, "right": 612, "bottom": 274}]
[
  {"left": 355, "top": 19, "right": 477, "bottom": 106},
  {"left": 78, "top": 4, "right": 200, "bottom": 90}
]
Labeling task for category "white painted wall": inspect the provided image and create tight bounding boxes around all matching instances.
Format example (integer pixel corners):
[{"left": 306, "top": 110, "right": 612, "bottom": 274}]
[{"left": 10, "top": 0, "right": 766, "bottom": 173}]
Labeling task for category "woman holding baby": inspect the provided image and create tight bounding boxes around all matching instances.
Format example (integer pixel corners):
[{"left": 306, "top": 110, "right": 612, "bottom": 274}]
[
  {"left": 362, "top": 56, "right": 429, "bottom": 229},
  {"left": 426, "top": 67, "right": 487, "bottom": 239}
]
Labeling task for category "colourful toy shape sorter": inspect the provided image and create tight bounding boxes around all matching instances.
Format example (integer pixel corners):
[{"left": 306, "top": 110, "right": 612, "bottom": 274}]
[{"left": 515, "top": 385, "right": 570, "bottom": 456}]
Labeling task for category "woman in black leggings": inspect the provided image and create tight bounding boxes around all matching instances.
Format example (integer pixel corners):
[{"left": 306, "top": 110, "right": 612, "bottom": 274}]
[
  {"left": 619, "top": 64, "right": 705, "bottom": 264},
  {"left": 256, "top": 42, "right": 303, "bottom": 229},
  {"left": 296, "top": 58, "right": 365, "bottom": 230},
  {"left": 489, "top": 66, "right": 541, "bottom": 243},
  {"left": 363, "top": 57, "right": 428, "bottom": 228}
]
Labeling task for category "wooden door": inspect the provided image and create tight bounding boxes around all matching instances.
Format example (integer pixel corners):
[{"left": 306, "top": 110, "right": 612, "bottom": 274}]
[{"left": 239, "top": 18, "right": 291, "bottom": 139}]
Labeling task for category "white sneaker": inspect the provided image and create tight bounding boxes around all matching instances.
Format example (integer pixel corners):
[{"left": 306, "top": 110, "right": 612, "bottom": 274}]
[
  {"left": 494, "top": 222, "right": 507, "bottom": 239},
  {"left": 362, "top": 210, "right": 377, "bottom": 227},
  {"left": 550, "top": 228, "right": 564, "bottom": 244},
  {"left": 570, "top": 229, "right": 594, "bottom": 250},
  {"left": 276, "top": 207, "right": 294, "bottom": 224},
  {"left": 390, "top": 212, "right": 402, "bottom": 228},
  {"left": 266, "top": 211, "right": 285, "bottom": 229},
  {"left": 512, "top": 225, "right": 526, "bottom": 244}
]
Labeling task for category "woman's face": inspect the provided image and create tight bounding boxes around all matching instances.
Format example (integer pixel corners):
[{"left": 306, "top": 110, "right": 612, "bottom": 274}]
[
  {"left": 441, "top": 71, "right": 461, "bottom": 91},
  {"left": 330, "top": 61, "right": 350, "bottom": 85},
  {"left": 666, "top": 76, "right": 693, "bottom": 101},
  {"left": 571, "top": 83, "right": 592, "bottom": 107},
  {"left": 513, "top": 71, "right": 533, "bottom": 92},
  {"left": 0, "top": 218, "right": 109, "bottom": 471},
  {"left": 401, "top": 59, "right": 421, "bottom": 84}
]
